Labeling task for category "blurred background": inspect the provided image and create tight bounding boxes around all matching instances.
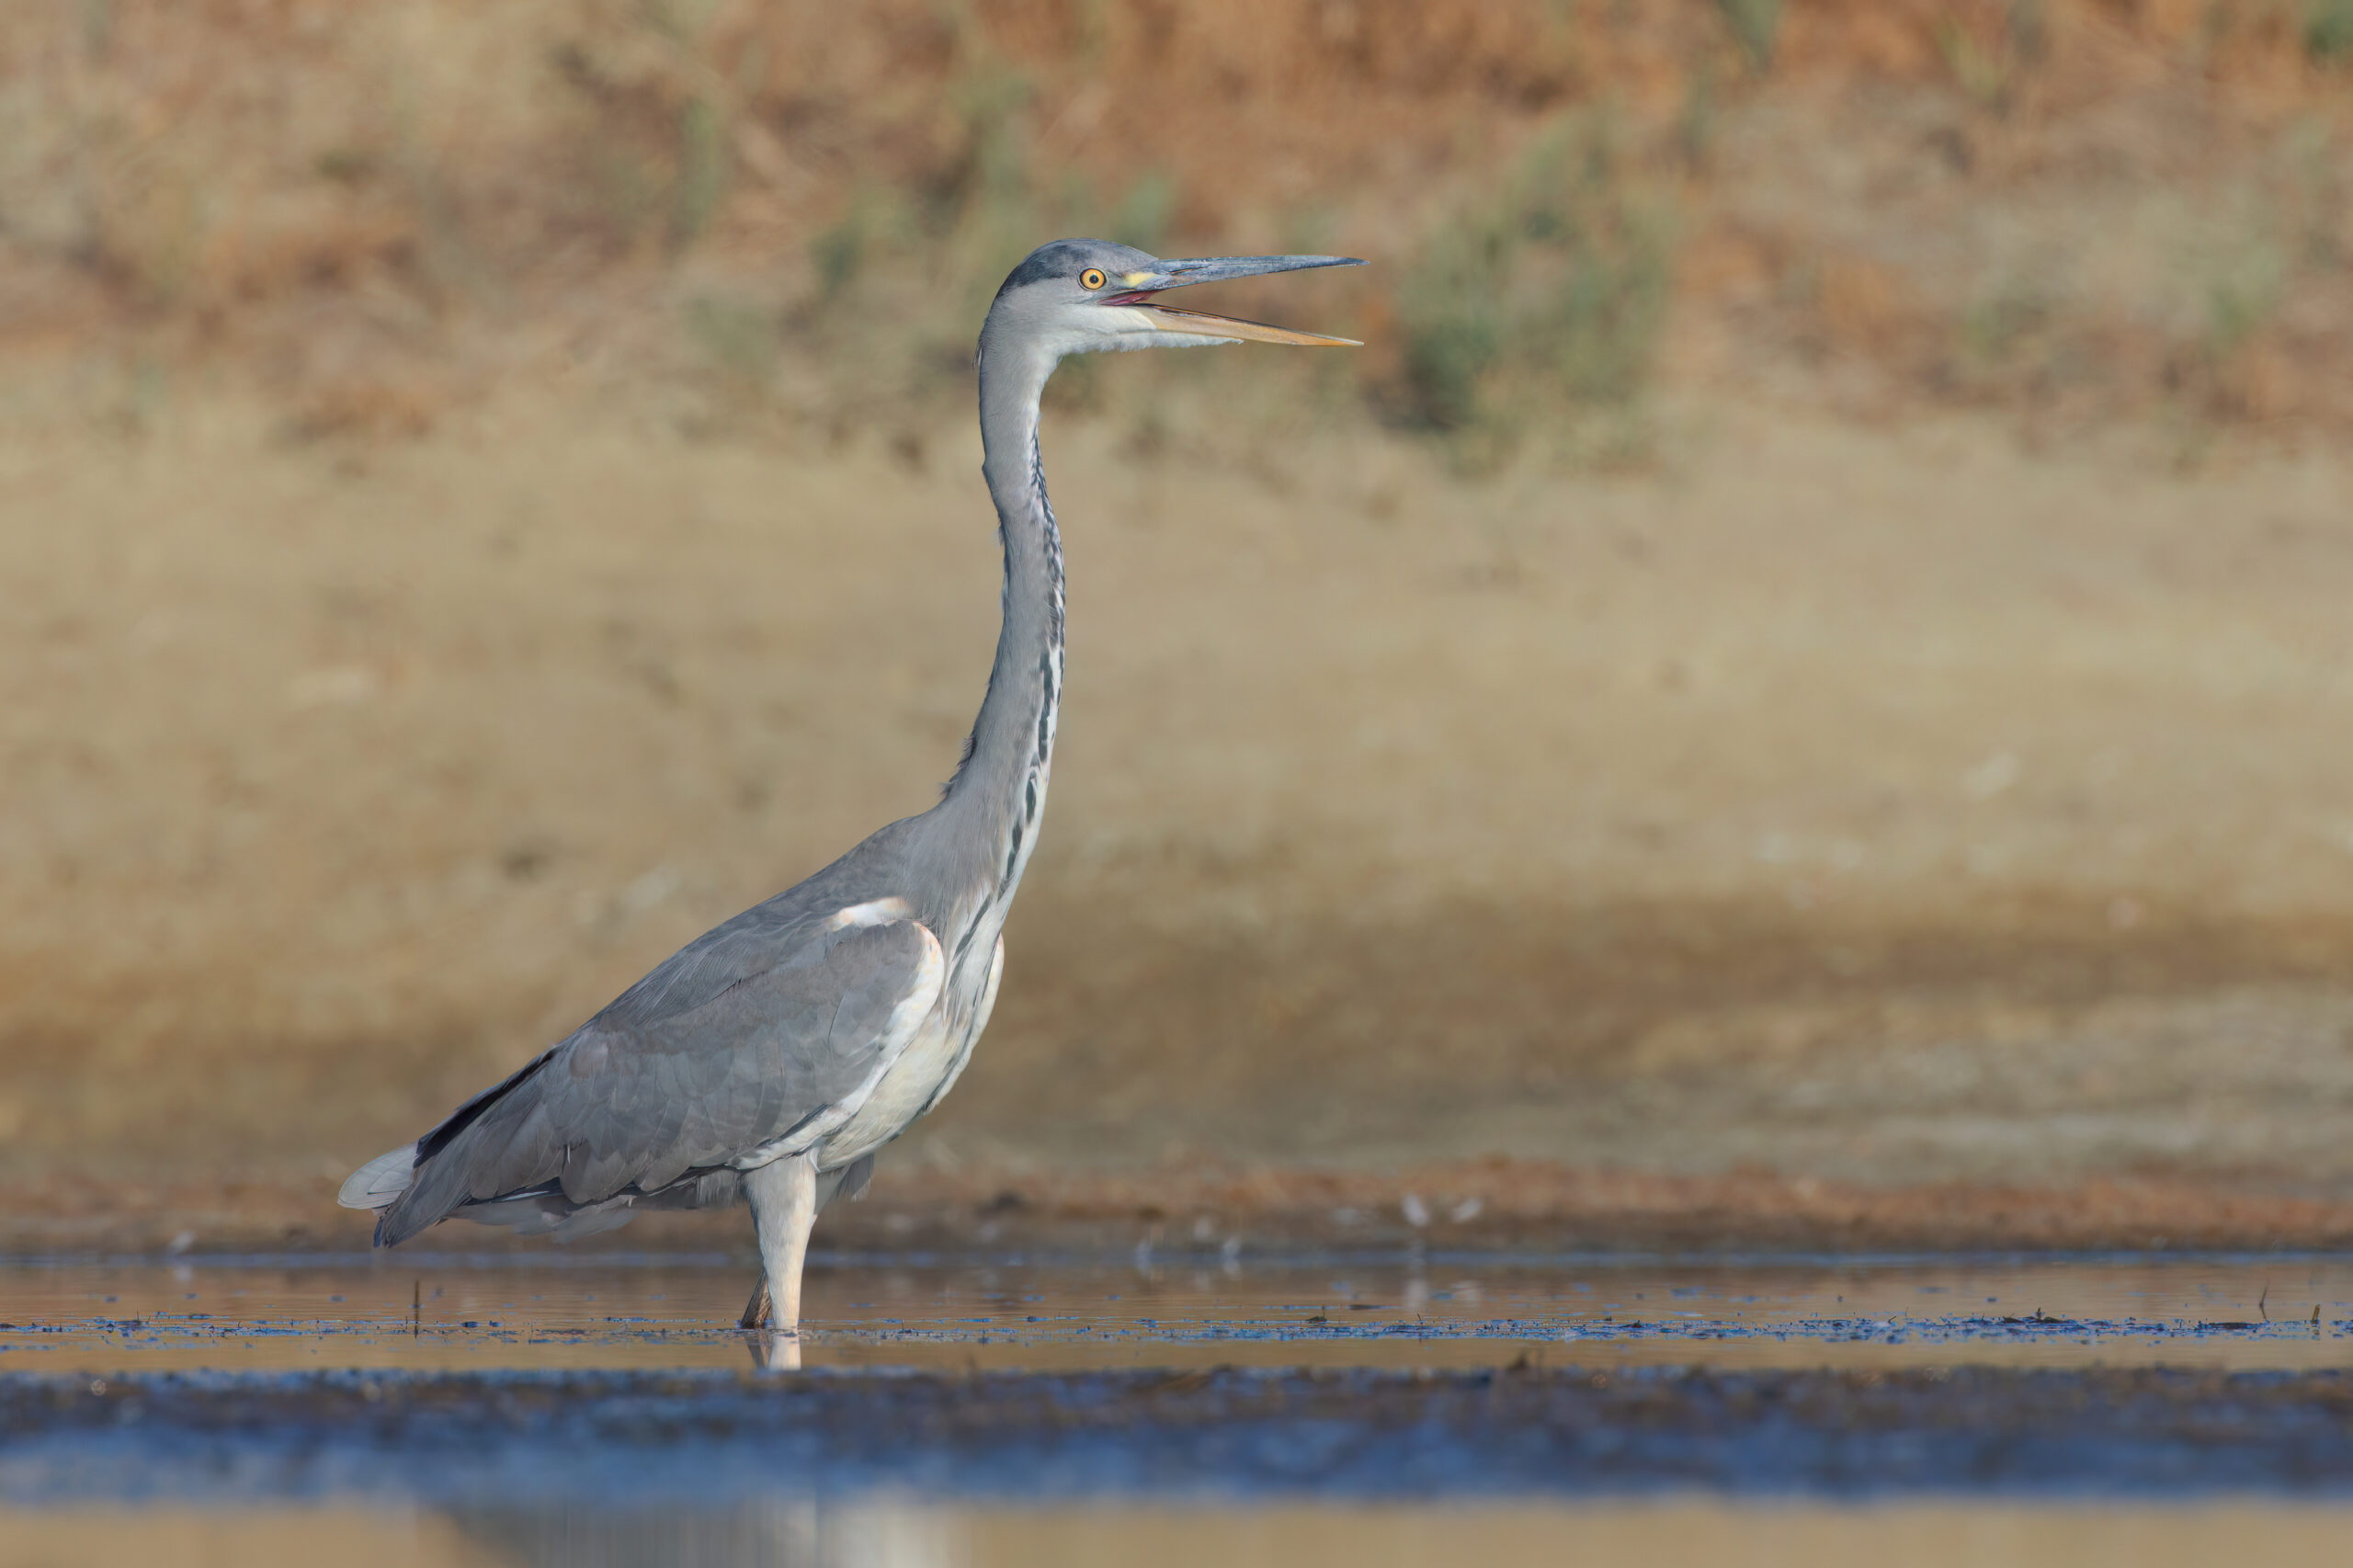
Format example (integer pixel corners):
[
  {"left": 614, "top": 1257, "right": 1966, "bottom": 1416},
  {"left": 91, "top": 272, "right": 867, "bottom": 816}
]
[{"left": 4, "top": 0, "right": 2352, "bottom": 1237}]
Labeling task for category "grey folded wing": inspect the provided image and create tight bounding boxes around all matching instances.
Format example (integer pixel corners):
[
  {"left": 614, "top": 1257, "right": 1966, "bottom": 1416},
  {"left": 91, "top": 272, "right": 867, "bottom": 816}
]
[{"left": 367, "top": 910, "right": 942, "bottom": 1246}]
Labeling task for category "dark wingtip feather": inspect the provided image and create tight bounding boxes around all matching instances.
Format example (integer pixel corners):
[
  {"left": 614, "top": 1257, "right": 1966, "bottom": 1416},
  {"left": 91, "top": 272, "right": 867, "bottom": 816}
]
[{"left": 417, "top": 1049, "right": 555, "bottom": 1163}]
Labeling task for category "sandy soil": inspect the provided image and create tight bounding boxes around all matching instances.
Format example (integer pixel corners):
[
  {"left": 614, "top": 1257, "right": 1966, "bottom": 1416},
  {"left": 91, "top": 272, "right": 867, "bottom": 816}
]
[{"left": 4, "top": 388, "right": 2351, "bottom": 1225}]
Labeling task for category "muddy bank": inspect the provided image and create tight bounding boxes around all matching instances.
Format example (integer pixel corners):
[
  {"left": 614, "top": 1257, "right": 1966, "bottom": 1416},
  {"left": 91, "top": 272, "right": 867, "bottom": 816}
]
[{"left": 13, "top": 1164, "right": 2353, "bottom": 1259}]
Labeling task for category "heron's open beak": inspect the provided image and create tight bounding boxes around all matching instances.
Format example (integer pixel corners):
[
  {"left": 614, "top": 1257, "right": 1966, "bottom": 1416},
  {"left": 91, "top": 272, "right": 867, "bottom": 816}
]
[{"left": 1107, "top": 254, "right": 1365, "bottom": 346}]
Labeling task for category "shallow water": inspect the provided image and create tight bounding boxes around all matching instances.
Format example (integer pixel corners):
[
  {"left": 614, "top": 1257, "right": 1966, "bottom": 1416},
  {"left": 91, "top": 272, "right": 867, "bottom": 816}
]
[
  {"left": 8, "top": 1253, "right": 2353, "bottom": 1564},
  {"left": 4, "top": 1252, "right": 2348, "bottom": 1373},
  {"left": 6, "top": 1499, "right": 2353, "bottom": 1568}
]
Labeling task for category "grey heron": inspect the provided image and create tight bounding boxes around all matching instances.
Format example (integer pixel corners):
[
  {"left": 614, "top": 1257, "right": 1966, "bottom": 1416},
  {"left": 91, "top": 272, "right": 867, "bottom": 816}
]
[{"left": 339, "top": 239, "right": 1362, "bottom": 1356}]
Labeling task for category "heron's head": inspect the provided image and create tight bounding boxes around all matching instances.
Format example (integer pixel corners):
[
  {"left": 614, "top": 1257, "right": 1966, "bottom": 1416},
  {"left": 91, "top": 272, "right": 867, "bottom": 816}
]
[{"left": 981, "top": 239, "right": 1363, "bottom": 369}]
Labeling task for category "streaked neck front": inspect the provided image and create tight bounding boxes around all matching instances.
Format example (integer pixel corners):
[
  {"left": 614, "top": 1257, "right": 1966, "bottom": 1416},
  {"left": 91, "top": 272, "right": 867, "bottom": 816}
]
[{"left": 937, "top": 337, "right": 1065, "bottom": 935}]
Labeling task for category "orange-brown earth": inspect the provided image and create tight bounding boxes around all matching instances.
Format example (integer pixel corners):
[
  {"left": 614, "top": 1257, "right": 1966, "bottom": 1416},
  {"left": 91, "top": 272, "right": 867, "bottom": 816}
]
[{"left": 4, "top": 1, "right": 2350, "bottom": 434}]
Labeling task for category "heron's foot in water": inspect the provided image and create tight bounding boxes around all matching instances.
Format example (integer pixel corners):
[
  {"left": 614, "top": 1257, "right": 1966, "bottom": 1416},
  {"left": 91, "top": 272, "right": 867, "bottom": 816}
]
[
  {"left": 745, "top": 1325, "right": 801, "bottom": 1372},
  {"left": 740, "top": 1278, "right": 801, "bottom": 1369}
]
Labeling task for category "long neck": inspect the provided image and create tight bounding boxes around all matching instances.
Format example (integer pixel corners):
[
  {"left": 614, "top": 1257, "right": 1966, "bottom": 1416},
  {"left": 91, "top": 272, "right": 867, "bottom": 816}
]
[{"left": 938, "top": 338, "right": 1065, "bottom": 914}]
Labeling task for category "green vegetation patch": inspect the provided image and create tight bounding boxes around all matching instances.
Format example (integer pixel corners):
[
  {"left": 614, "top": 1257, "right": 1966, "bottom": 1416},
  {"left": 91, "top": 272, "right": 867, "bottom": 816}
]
[{"left": 1391, "top": 119, "right": 1677, "bottom": 465}]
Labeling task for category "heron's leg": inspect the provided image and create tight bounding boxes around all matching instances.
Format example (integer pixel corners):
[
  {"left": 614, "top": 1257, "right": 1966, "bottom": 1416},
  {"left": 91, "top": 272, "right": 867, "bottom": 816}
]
[{"left": 741, "top": 1153, "right": 819, "bottom": 1344}]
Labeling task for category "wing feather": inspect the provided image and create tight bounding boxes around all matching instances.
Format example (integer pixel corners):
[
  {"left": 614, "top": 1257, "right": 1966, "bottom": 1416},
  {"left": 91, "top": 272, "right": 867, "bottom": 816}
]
[{"left": 373, "top": 913, "right": 942, "bottom": 1245}]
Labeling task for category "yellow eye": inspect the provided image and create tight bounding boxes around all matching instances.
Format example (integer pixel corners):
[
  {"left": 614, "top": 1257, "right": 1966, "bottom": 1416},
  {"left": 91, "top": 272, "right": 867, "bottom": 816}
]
[{"left": 1080, "top": 268, "right": 1107, "bottom": 290}]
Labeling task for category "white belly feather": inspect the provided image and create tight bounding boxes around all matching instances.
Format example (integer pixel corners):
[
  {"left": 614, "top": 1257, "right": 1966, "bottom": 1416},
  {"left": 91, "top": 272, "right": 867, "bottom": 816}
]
[{"left": 817, "top": 933, "right": 1006, "bottom": 1168}]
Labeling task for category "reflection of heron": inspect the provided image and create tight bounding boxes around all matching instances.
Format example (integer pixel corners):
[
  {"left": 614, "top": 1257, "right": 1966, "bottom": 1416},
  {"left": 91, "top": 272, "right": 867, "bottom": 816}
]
[{"left": 341, "top": 240, "right": 1361, "bottom": 1358}]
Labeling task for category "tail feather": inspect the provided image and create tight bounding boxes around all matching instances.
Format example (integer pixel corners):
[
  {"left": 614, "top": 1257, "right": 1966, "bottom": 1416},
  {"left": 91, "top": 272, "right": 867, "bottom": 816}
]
[{"left": 337, "top": 1145, "right": 415, "bottom": 1210}]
